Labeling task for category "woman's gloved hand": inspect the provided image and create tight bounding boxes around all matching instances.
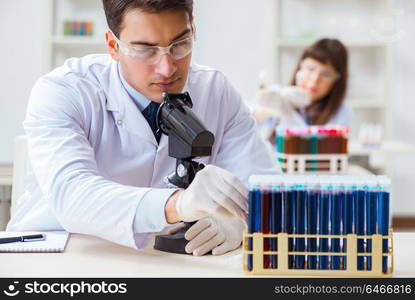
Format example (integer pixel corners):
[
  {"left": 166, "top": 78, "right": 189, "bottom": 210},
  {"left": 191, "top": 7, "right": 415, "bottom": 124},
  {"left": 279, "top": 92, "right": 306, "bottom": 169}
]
[
  {"left": 280, "top": 86, "right": 311, "bottom": 108},
  {"left": 255, "top": 85, "right": 311, "bottom": 117}
]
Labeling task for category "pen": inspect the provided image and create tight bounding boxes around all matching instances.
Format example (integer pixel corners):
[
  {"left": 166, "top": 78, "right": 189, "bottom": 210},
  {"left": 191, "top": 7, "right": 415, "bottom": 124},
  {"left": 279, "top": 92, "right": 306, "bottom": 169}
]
[{"left": 0, "top": 234, "right": 46, "bottom": 244}]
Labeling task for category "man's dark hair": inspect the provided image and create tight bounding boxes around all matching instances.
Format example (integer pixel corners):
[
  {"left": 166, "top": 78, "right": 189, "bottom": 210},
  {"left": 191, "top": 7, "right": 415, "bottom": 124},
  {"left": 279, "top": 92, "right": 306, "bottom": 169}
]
[{"left": 102, "top": 0, "right": 194, "bottom": 38}]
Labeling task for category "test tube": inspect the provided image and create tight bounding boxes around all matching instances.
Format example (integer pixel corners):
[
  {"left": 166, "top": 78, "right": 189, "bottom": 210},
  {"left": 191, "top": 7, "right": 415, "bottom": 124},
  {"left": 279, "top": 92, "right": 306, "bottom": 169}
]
[
  {"left": 306, "top": 176, "right": 319, "bottom": 269},
  {"left": 283, "top": 176, "right": 296, "bottom": 269},
  {"left": 270, "top": 177, "right": 283, "bottom": 269},
  {"left": 310, "top": 127, "right": 318, "bottom": 171},
  {"left": 330, "top": 176, "right": 343, "bottom": 270},
  {"left": 294, "top": 176, "right": 307, "bottom": 269},
  {"left": 342, "top": 177, "right": 354, "bottom": 270},
  {"left": 318, "top": 176, "right": 330, "bottom": 270},
  {"left": 354, "top": 178, "right": 366, "bottom": 271},
  {"left": 365, "top": 176, "right": 378, "bottom": 271},
  {"left": 247, "top": 177, "right": 261, "bottom": 271},
  {"left": 261, "top": 181, "right": 271, "bottom": 269},
  {"left": 377, "top": 176, "right": 390, "bottom": 273}
]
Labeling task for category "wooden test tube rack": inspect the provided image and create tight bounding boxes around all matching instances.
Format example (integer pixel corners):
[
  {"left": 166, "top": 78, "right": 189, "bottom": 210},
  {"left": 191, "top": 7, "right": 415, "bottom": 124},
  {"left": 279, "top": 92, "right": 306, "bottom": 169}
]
[{"left": 243, "top": 230, "right": 394, "bottom": 277}]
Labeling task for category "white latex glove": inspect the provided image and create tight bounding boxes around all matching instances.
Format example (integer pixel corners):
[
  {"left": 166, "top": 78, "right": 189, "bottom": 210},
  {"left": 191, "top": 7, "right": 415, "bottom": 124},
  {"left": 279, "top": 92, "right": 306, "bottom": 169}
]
[
  {"left": 255, "top": 86, "right": 310, "bottom": 117},
  {"left": 184, "top": 215, "right": 244, "bottom": 256},
  {"left": 255, "top": 89, "right": 284, "bottom": 117},
  {"left": 175, "top": 165, "right": 248, "bottom": 222},
  {"left": 280, "top": 86, "right": 311, "bottom": 108}
]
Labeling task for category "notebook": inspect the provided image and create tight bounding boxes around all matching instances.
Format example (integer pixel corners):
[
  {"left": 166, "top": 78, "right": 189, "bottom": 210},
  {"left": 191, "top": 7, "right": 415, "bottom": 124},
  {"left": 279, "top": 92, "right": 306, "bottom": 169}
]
[{"left": 0, "top": 231, "right": 69, "bottom": 253}]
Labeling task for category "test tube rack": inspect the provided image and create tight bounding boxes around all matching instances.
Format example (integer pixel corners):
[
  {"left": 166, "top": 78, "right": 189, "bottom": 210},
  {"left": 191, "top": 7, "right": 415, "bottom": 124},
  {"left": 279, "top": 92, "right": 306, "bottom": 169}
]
[
  {"left": 277, "top": 153, "right": 348, "bottom": 174},
  {"left": 243, "top": 230, "right": 394, "bottom": 277}
]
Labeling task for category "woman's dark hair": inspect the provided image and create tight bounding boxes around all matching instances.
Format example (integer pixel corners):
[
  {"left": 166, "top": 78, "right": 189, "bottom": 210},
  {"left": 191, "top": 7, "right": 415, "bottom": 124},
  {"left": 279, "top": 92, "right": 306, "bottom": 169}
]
[
  {"left": 102, "top": 0, "right": 194, "bottom": 38},
  {"left": 290, "top": 38, "right": 348, "bottom": 125}
]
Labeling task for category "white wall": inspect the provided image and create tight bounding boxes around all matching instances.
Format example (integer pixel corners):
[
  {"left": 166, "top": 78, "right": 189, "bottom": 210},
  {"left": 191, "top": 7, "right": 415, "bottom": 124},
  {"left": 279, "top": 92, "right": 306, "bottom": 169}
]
[
  {"left": 193, "top": 0, "right": 415, "bottom": 216},
  {"left": 0, "top": 0, "right": 274, "bottom": 163},
  {"left": 1, "top": 0, "right": 414, "bottom": 216},
  {"left": 389, "top": 0, "right": 415, "bottom": 216},
  {"left": 193, "top": 0, "right": 276, "bottom": 104},
  {"left": 0, "top": 0, "right": 44, "bottom": 163}
]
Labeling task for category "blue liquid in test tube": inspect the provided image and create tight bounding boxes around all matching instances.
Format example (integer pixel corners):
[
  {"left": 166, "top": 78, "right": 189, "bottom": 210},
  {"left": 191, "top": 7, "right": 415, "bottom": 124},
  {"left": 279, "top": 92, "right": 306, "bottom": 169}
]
[
  {"left": 270, "top": 179, "right": 283, "bottom": 269},
  {"left": 377, "top": 176, "right": 390, "bottom": 274},
  {"left": 354, "top": 180, "right": 366, "bottom": 271},
  {"left": 283, "top": 177, "right": 296, "bottom": 269},
  {"left": 295, "top": 178, "right": 307, "bottom": 269},
  {"left": 247, "top": 180, "right": 261, "bottom": 271},
  {"left": 318, "top": 177, "right": 330, "bottom": 270},
  {"left": 330, "top": 177, "right": 342, "bottom": 270},
  {"left": 261, "top": 184, "right": 271, "bottom": 269},
  {"left": 342, "top": 178, "right": 354, "bottom": 270},
  {"left": 365, "top": 177, "right": 378, "bottom": 271}
]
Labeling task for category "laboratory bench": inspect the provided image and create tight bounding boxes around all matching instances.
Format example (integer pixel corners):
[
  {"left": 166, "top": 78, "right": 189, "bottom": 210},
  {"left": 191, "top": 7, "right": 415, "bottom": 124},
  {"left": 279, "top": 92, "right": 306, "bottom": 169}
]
[{"left": 1, "top": 232, "right": 414, "bottom": 277}]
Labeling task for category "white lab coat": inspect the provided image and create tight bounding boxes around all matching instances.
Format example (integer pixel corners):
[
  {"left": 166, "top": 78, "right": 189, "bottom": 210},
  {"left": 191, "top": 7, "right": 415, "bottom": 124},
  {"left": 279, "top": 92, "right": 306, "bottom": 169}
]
[
  {"left": 277, "top": 103, "right": 351, "bottom": 128},
  {"left": 7, "top": 54, "right": 280, "bottom": 249}
]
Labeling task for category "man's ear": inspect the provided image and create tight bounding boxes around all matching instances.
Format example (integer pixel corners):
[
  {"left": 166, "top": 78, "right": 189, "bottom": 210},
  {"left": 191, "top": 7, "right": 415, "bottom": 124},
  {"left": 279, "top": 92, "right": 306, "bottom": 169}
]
[{"left": 106, "top": 31, "right": 120, "bottom": 61}]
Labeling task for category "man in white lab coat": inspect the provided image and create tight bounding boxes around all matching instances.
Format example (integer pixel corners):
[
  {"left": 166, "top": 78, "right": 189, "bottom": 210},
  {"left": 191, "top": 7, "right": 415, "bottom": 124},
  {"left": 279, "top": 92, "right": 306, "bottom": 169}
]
[{"left": 8, "top": 0, "right": 279, "bottom": 255}]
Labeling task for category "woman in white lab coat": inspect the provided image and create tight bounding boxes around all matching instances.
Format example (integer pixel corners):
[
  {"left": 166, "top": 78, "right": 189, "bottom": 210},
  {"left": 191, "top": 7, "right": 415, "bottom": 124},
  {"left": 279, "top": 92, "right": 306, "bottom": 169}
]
[{"left": 253, "top": 38, "right": 350, "bottom": 143}]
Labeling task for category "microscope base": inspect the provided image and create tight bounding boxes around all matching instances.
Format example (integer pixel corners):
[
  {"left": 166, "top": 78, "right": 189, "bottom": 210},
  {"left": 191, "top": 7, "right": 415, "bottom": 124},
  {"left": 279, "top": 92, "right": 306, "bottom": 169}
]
[{"left": 154, "top": 227, "right": 190, "bottom": 254}]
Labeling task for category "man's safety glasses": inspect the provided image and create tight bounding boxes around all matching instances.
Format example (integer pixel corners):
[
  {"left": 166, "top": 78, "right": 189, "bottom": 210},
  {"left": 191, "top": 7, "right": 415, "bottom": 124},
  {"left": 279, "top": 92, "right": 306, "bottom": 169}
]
[{"left": 111, "top": 30, "right": 194, "bottom": 65}]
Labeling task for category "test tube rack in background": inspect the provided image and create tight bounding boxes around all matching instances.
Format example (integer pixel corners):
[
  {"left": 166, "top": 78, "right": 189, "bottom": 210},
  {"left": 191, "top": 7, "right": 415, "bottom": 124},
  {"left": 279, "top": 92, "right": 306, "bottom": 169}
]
[
  {"left": 276, "top": 126, "right": 349, "bottom": 174},
  {"left": 243, "top": 175, "right": 393, "bottom": 277}
]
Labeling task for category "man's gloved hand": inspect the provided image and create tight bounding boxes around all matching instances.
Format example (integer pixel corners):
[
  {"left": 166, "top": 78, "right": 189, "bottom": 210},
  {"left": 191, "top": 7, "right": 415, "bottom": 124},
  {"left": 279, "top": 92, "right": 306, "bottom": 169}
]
[
  {"left": 175, "top": 165, "right": 248, "bottom": 223},
  {"left": 255, "top": 86, "right": 310, "bottom": 117},
  {"left": 184, "top": 215, "right": 244, "bottom": 256}
]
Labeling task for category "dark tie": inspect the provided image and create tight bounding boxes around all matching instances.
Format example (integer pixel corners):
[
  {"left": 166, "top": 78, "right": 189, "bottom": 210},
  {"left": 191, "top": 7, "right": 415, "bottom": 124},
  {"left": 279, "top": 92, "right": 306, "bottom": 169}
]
[{"left": 142, "top": 101, "right": 161, "bottom": 144}]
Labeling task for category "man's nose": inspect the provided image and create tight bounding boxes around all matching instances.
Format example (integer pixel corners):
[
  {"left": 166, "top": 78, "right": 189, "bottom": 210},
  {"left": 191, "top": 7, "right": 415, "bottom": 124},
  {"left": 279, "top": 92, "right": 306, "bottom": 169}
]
[{"left": 154, "top": 54, "right": 177, "bottom": 78}]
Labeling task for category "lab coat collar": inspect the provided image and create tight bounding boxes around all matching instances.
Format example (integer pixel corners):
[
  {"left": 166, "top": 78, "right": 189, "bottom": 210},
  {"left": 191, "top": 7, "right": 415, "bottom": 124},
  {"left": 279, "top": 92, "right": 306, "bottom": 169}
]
[
  {"left": 117, "top": 63, "right": 151, "bottom": 112},
  {"left": 103, "top": 59, "right": 192, "bottom": 148},
  {"left": 105, "top": 59, "right": 159, "bottom": 146},
  {"left": 104, "top": 60, "right": 193, "bottom": 111},
  {"left": 102, "top": 60, "right": 120, "bottom": 112}
]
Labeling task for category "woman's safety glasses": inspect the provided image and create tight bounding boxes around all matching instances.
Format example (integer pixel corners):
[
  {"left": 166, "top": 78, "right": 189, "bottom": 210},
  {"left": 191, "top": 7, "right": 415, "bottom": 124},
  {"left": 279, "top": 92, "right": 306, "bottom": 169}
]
[{"left": 297, "top": 61, "right": 340, "bottom": 82}]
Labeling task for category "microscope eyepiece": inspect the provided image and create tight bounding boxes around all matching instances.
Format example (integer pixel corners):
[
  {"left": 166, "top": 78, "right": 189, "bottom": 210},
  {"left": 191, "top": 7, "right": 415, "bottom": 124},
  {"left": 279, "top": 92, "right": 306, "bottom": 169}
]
[{"left": 156, "top": 92, "right": 215, "bottom": 159}]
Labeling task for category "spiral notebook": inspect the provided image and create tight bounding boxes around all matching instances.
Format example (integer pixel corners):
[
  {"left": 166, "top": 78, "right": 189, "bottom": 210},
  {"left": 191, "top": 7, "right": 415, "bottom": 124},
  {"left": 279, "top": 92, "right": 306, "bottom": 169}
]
[{"left": 0, "top": 231, "right": 69, "bottom": 252}]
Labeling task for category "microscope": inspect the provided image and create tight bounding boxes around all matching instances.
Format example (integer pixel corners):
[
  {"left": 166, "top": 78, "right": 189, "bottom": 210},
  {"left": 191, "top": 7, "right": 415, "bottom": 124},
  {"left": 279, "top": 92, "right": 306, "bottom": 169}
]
[{"left": 153, "top": 92, "right": 215, "bottom": 254}]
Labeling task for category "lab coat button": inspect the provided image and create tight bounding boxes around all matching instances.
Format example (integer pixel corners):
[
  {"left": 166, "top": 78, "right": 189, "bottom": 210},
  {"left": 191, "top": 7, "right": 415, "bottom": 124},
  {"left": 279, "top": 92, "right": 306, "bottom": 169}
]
[{"left": 117, "top": 119, "right": 123, "bottom": 126}]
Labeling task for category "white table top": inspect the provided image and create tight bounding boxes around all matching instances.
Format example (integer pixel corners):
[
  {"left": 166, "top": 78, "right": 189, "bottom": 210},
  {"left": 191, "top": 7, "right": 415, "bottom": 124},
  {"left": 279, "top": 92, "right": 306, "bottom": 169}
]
[
  {"left": 0, "top": 164, "right": 12, "bottom": 186},
  {"left": 1, "top": 232, "right": 414, "bottom": 277},
  {"left": 349, "top": 140, "right": 414, "bottom": 156},
  {"left": 347, "top": 164, "right": 374, "bottom": 176}
]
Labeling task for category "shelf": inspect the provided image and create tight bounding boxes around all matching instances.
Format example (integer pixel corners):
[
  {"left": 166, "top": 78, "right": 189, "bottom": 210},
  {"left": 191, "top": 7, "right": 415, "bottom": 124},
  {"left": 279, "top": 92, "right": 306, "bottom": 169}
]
[
  {"left": 276, "top": 39, "right": 388, "bottom": 48},
  {"left": 347, "top": 99, "right": 386, "bottom": 109},
  {"left": 51, "top": 36, "right": 105, "bottom": 46}
]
